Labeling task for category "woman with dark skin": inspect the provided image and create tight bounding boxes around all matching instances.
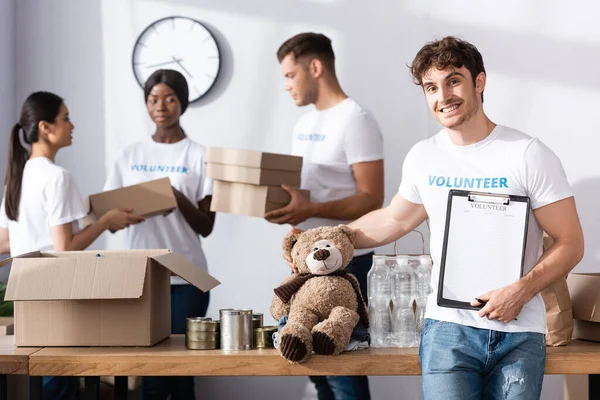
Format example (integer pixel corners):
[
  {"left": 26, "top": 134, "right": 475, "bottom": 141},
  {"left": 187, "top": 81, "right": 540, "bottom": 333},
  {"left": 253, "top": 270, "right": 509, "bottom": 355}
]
[{"left": 104, "top": 69, "right": 216, "bottom": 400}]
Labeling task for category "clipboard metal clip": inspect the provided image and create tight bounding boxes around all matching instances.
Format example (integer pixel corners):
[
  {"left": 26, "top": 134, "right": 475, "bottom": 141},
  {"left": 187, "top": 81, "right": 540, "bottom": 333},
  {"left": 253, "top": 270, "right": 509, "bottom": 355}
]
[{"left": 468, "top": 193, "right": 510, "bottom": 206}]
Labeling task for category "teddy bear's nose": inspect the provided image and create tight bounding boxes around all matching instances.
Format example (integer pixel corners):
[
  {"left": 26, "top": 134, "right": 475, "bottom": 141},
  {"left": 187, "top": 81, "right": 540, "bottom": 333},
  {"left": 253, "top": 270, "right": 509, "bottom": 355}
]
[{"left": 313, "top": 249, "right": 330, "bottom": 261}]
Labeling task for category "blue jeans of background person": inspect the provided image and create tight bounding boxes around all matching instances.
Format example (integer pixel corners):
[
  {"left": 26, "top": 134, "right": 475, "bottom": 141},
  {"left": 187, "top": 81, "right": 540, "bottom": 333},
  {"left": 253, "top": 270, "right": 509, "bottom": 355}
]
[
  {"left": 142, "top": 284, "right": 210, "bottom": 400},
  {"left": 308, "top": 252, "right": 373, "bottom": 400},
  {"left": 42, "top": 376, "right": 79, "bottom": 400},
  {"left": 420, "top": 319, "right": 546, "bottom": 400}
]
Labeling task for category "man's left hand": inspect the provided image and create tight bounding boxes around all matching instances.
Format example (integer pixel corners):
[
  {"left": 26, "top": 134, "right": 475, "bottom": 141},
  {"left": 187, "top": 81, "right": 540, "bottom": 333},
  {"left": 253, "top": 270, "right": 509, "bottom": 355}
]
[
  {"left": 264, "top": 185, "right": 314, "bottom": 226},
  {"left": 471, "top": 282, "right": 529, "bottom": 323}
]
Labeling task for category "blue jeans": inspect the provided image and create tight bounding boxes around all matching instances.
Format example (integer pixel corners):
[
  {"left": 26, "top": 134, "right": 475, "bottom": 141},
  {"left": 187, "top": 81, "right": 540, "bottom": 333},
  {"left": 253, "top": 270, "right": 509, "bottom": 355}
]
[
  {"left": 42, "top": 376, "right": 79, "bottom": 400},
  {"left": 142, "top": 284, "right": 210, "bottom": 400},
  {"left": 309, "top": 252, "right": 372, "bottom": 400},
  {"left": 420, "top": 319, "right": 546, "bottom": 400}
]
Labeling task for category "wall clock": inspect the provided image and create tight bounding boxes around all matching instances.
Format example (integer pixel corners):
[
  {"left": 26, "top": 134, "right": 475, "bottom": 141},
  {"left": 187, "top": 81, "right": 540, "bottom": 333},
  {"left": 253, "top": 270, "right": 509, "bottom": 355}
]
[{"left": 132, "top": 16, "right": 221, "bottom": 103}]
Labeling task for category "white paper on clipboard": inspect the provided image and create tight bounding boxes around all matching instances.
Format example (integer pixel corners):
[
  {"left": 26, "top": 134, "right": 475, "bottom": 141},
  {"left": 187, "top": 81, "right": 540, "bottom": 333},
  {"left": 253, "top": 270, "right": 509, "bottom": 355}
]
[{"left": 439, "top": 190, "right": 529, "bottom": 309}]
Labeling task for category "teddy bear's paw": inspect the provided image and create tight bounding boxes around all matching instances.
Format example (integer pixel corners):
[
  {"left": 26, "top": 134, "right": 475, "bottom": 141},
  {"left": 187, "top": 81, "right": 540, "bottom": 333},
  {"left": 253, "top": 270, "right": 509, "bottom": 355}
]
[
  {"left": 313, "top": 331, "right": 336, "bottom": 355},
  {"left": 279, "top": 333, "right": 308, "bottom": 363}
]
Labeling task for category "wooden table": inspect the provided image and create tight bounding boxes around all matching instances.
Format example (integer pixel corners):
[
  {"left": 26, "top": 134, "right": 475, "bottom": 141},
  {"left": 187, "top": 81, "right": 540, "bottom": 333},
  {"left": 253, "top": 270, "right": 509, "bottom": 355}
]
[
  {"left": 27, "top": 335, "right": 600, "bottom": 399},
  {"left": 0, "top": 336, "right": 40, "bottom": 400}
]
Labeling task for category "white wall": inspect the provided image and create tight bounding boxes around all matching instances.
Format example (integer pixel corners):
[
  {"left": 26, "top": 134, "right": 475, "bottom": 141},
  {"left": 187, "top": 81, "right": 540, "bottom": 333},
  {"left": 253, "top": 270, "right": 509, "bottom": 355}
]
[
  {"left": 0, "top": 0, "right": 15, "bottom": 181},
  {"left": 15, "top": 0, "right": 107, "bottom": 213},
  {"left": 13, "top": 0, "right": 600, "bottom": 399},
  {"left": 0, "top": 0, "right": 16, "bottom": 280}
]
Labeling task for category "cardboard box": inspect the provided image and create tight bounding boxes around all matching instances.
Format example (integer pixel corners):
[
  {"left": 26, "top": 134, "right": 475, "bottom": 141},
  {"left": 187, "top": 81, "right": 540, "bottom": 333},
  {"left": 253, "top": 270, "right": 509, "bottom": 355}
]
[
  {"left": 0, "top": 249, "right": 220, "bottom": 347},
  {"left": 206, "top": 147, "right": 302, "bottom": 172},
  {"left": 88, "top": 177, "right": 177, "bottom": 219},
  {"left": 207, "top": 163, "right": 301, "bottom": 187},
  {"left": 567, "top": 272, "right": 600, "bottom": 342},
  {"left": 210, "top": 180, "right": 310, "bottom": 217}
]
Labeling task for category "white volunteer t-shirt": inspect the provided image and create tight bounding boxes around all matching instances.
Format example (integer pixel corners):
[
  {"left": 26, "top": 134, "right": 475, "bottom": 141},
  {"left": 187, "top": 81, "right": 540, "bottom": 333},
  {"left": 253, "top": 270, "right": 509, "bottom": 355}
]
[
  {"left": 292, "top": 98, "right": 384, "bottom": 256},
  {"left": 104, "top": 136, "right": 213, "bottom": 284},
  {"left": 399, "top": 125, "right": 573, "bottom": 334},
  {"left": 0, "top": 157, "right": 87, "bottom": 256}
]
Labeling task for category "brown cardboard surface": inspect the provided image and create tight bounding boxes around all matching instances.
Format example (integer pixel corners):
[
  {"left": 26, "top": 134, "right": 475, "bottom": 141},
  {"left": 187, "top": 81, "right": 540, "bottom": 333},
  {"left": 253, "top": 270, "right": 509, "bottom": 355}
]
[
  {"left": 567, "top": 273, "right": 600, "bottom": 342},
  {"left": 209, "top": 180, "right": 310, "bottom": 217},
  {"left": 206, "top": 147, "right": 302, "bottom": 172},
  {"left": 573, "top": 320, "right": 600, "bottom": 342},
  {"left": 567, "top": 273, "right": 600, "bottom": 322},
  {"left": 5, "top": 250, "right": 219, "bottom": 347},
  {"left": 151, "top": 252, "right": 220, "bottom": 292},
  {"left": 6, "top": 257, "right": 147, "bottom": 301},
  {"left": 88, "top": 177, "right": 177, "bottom": 219},
  {"left": 206, "top": 163, "right": 301, "bottom": 187}
]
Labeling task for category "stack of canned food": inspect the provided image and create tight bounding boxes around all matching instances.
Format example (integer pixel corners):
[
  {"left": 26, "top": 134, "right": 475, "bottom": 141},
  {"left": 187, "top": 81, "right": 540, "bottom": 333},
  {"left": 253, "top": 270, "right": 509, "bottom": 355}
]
[
  {"left": 185, "top": 317, "right": 220, "bottom": 350},
  {"left": 185, "top": 310, "right": 278, "bottom": 350}
]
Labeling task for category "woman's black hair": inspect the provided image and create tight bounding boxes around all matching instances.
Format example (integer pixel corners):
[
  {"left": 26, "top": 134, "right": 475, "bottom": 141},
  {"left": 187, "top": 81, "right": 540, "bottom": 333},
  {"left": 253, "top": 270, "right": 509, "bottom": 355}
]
[{"left": 4, "top": 91, "right": 63, "bottom": 221}]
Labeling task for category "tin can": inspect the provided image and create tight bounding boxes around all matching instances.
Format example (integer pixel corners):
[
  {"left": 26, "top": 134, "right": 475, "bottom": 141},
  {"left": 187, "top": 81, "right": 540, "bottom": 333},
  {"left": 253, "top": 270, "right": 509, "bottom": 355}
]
[
  {"left": 185, "top": 317, "right": 220, "bottom": 350},
  {"left": 252, "top": 313, "right": 263, "bottom": 330},
  {"left": 186, "top": 331, "right": 219, "bottom": 342},
  {"left": 186, "top": 339, "right": 219, "bottom": 350},
  {"left": 219, "top": 309, "right": 253, "bottom": 350},
  {"left": 186, "top": 318, "right": 220, "bottom": 332},
  {"left": 253, "top": 326, "right": 277, "bottom": 348}
]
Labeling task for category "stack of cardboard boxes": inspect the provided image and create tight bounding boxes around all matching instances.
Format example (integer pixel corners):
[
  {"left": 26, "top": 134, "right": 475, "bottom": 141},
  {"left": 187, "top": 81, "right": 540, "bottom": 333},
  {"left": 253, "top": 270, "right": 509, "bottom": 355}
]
[{"left": 206, "top": 147, "right": 310, "bottom": 217}]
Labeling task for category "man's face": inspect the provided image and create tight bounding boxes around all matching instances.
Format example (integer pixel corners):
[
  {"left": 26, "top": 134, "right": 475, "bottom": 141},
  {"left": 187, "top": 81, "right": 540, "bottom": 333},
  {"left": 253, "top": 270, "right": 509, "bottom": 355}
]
[
  {"left": 422, "top": 66, "right": 483, "bottom": 130},
  {"left": 280, "top": 54, "right": 318, "bottom": 107}
]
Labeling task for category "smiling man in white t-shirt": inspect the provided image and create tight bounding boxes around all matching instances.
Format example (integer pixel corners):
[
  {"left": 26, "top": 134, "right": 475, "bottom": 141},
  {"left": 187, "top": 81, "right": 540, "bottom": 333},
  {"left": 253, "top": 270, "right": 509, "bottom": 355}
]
[
  {"left": 266, "top": 32, "right": 384, "bottom": 400},
  {"left": 346, "top": 37, "right": 584, "bottom": 400}
]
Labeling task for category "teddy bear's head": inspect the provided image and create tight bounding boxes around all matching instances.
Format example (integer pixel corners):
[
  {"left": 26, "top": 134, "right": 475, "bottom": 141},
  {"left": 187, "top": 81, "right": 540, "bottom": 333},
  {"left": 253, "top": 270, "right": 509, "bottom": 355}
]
[{"left": 283, "top": 225, "right": 355, "bottom": 275}]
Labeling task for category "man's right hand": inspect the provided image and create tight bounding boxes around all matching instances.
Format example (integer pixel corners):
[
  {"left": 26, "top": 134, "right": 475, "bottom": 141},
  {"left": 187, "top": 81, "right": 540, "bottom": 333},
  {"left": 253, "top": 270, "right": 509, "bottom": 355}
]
[
  {"left": 102, "top": 208, "right": 145, "bottom": 232},
  {"left": 283, "top": 227, "right": 303, "bottom": 273}
]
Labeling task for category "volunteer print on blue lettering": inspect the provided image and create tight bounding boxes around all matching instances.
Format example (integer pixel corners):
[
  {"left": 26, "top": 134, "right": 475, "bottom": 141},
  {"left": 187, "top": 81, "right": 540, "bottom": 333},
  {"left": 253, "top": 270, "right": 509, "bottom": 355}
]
[
  {"left": 297, "top": 133, "right": 326, "bottom": 142},
  {"left": 427, "top": 175, "right": 509, "bottom": 189},
  {"left": 130, "top": 164, "right": 189, "bottom": 174}
]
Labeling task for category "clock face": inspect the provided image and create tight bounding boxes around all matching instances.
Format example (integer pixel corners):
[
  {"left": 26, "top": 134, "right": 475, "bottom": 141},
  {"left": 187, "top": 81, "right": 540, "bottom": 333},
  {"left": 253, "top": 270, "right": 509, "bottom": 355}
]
[{"left": 132, "top": 16, "right": 221, "bottom": 103}]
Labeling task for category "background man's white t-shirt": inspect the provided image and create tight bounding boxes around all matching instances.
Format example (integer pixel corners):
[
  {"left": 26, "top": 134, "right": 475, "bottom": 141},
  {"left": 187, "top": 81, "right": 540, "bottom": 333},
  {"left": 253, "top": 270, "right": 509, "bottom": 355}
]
[
  {"left": 104, "top": 137, "right": 213, "bottom": 284},
  {"left": 292, "top": 98, "right": 384, "bottom": 256},
  {"left": 0, "top": 157, "right": 87, "bottom": 256},
  {"left": 399, "top": 125, "right": 573, "bottom": 334}
]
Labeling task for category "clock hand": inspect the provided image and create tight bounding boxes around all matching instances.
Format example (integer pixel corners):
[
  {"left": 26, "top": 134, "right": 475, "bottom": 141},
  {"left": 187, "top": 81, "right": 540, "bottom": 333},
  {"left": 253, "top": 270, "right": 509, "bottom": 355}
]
[
  {"left": 146, "top": 58, "right": 183, "bottom": 68},
  {"left": 172, "top": 56, "right": 193, "bottom": 79}
]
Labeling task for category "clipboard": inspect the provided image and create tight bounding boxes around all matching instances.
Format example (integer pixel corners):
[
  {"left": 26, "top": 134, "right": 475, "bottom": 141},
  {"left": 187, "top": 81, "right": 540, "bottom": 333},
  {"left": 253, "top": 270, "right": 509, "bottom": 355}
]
[{"left": 437, "top": 190, "right": 530, "bottom": 311}]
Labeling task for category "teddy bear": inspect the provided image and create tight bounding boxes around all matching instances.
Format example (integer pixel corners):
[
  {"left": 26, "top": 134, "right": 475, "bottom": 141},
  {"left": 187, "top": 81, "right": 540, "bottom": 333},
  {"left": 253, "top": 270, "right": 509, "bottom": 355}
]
[{"left": 270, "top": 225, "right": 369, "bottom": 363}]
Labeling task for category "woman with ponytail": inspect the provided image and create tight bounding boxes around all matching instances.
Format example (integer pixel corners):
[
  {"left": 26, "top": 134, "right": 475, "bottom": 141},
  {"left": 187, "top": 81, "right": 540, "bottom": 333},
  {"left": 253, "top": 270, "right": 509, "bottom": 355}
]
[{"left": 0, "top": 91, "right": 145, "bottom": 400}]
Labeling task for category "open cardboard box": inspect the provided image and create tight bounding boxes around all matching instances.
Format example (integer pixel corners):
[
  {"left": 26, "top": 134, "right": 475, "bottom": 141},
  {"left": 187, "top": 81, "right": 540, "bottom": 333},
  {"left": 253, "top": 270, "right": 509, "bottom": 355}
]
[{"left": 0, "top": 249, "right": 220, "bottom": 347}]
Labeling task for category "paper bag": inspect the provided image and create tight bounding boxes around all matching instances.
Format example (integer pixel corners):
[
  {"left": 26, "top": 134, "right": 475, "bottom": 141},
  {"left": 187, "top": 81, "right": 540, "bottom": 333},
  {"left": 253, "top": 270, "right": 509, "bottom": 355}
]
[{"left": 540, "top": 234, "right": 573, "bottom": 346}]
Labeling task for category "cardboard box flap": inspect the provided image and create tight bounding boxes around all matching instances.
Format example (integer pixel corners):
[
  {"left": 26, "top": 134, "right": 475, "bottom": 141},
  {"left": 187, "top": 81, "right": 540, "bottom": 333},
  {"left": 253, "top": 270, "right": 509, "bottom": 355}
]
[
  {"left": 0, "top": 251, "right": 42, "bottom": 268},
  {"left": 5, "top": 256, "right": 147, "bottom": 301},
  {"left": 47, "top": 249, "right": 169, "bottom": 258},
  {"left": 206, "top": 147, "right": 303, "bottom": 172},
  {"left": 567, "top": 273, "right": 600, "bottom": 322},
  {"left": 151, "top": 252, "right": 220, "bottom": 292}
]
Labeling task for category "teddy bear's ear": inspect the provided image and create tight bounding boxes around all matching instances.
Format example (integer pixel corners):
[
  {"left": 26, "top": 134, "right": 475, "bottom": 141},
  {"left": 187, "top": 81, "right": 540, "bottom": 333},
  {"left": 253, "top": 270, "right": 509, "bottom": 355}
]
[
  {"left": 337, "top": 224, "right": 355, "bottom": 244},
  {"left": 282, "top": 231, "right": 302, "bottom": 254}
]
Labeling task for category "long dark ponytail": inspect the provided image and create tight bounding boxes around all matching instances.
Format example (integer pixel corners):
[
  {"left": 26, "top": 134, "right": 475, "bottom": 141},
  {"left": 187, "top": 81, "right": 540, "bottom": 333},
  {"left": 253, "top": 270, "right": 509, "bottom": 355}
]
[{"left": 4, "top": 91, "right": 63, "bottom": 221}]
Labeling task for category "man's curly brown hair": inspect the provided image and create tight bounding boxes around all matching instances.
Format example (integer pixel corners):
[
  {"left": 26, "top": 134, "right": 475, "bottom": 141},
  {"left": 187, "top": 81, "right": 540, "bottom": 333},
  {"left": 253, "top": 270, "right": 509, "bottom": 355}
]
[{"left": 410, "top": 36, "right": 486, "bottom": 101}]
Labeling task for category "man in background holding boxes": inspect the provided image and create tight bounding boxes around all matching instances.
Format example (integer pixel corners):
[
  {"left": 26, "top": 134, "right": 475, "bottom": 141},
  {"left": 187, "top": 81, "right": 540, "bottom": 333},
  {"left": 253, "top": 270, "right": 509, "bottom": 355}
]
[{"left": 266, "top": 32, "right": 385, "bottom": 400}]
